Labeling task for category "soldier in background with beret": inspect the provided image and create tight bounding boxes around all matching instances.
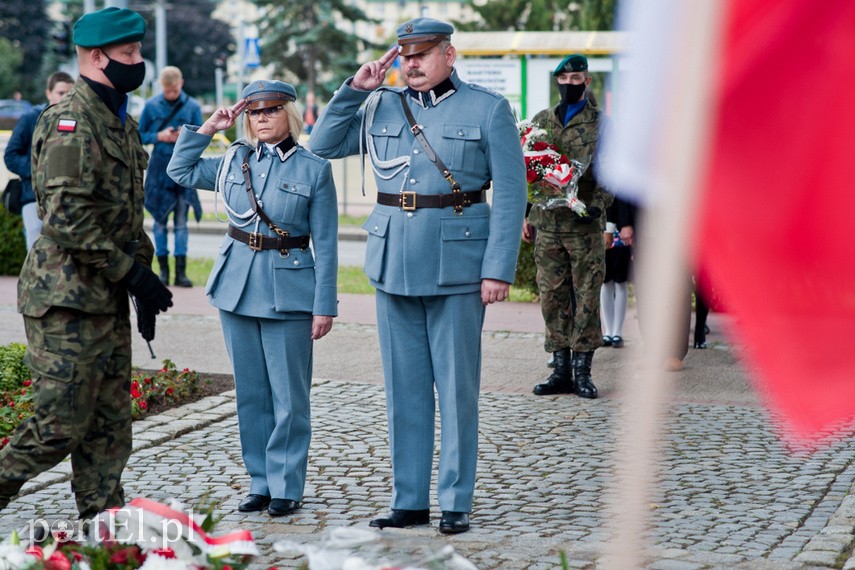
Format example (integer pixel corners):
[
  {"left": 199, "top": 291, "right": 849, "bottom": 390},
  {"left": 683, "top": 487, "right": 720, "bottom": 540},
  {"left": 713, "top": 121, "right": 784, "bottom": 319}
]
[
  {"left": 0, "top": 7, "right": 173, "bottom": 519},
  {"left": 311, "top": 17, "right": 526, "bottom": 534},
  {"left": 523, "top": 54, "right": 613, "bottom": 399}
]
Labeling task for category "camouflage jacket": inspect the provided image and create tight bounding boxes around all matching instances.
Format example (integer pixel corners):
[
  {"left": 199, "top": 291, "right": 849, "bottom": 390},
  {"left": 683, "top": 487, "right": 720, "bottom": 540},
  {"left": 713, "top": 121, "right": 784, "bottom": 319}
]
[
  {"left": 18, "top": 78, "right": 153, "bottom": 317},
  {"left": 527, "top": 101, "right": 613, "bottom": 234}
]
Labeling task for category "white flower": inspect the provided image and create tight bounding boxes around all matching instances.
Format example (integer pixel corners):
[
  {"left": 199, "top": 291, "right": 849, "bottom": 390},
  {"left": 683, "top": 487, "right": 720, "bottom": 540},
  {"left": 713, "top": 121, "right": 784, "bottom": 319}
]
[
  {"left": 139, "top": 553, "right": 189, "bottom": 570},
  {"left": 0, "top": 544, "right": 37, "bottom": 570}
]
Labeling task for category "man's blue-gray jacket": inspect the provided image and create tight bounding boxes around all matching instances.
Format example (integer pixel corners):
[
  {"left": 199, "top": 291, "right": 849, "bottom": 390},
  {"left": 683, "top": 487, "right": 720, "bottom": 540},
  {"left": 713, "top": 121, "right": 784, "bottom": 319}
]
[{"left": 309, "top": 71, "right": 527, "bottom": 297}]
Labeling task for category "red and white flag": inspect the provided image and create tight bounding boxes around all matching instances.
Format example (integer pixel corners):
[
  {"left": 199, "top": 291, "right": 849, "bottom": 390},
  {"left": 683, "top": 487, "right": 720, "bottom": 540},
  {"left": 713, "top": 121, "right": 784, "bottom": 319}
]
[{"left": 603, "top": 0, "right": 855, "bottom": 442}]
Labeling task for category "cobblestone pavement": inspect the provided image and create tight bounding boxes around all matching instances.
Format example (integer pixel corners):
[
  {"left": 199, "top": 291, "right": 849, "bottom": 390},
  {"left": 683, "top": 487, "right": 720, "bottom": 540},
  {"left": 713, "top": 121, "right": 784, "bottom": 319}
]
[
  {"left": 3, "top": 355, "right": 855, "bottom": 569},
  {"left": 3, "top": 277, "right": 855, "bottom": 568}
]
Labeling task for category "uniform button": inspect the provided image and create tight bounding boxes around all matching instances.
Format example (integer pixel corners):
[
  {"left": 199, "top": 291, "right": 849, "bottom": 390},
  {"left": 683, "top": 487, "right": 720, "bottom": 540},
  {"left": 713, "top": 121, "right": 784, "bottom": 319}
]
[
  {"left": 465, "top": 230, "right": 471, "bottom": 237},
  {"left": 458, "top": 130, "right": 464, "bottom": 136},
  {"left": 229, "top": 174, "right": 235, "bottom": 180},
  {"left": 406, "top": 212, "right": 414, "bottom": 219},
  {"left": 260, "top": 173, "right": 266, "bottom": 178},
  {"left": 293, "top": 259, "right": 300, "bottom": 266},
  {"left": 413, "top": 149, "right": 420, "bottom": 155},
  {"left": 382, "top": 127, "right": 387, "bottom": 133},
  {"left": 409, "top": 178, "right": 416, "bottom": 184},
  {"left": 374, "top": 225, "right": 379, "bottom": 232}
]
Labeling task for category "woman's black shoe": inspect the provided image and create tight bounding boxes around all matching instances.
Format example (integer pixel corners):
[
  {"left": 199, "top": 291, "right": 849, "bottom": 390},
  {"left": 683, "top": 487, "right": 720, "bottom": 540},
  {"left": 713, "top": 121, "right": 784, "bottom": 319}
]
[
  {"left": 369, "top": 509, "right": 430, "bottom": 529},
  {"left": 237, "top": 494, "right": 270, "bottom": 512},
  {"left": 694, "top": 340, "right": 707, "bottom": 349},
  {"left": 602, "top": 335, "right": 613, "bottom": 347},
  {"left": 611, "top": 335, "right": 624, "bottom": 348}
]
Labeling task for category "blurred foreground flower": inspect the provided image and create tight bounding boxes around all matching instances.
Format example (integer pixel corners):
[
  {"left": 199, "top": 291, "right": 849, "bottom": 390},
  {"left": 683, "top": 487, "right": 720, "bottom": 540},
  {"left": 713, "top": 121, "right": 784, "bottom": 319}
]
[
  {"left": 0, "top": 498, "right": 257, "bottom": 570},
  {"left": 275, "top": 527, "right": 476, "bottom": 570}
]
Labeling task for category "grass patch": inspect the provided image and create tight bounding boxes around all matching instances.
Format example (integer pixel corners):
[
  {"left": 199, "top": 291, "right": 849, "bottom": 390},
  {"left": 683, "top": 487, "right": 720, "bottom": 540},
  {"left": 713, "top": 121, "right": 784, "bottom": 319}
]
[
  {"left": 338, "top": 213, "right": 368, "bottom": 227},
  {"left": 184, "top": 258, "right": 536, "bottom": 301},
  {"left": 337, "top": 265, "right": 375, "bottom": 294}
]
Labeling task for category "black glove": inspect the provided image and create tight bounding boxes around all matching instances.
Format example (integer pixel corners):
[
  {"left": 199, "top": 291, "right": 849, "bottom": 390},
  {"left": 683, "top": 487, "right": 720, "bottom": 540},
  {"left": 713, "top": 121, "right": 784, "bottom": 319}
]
[
  {"left": 135, "top": 297, "right": 156, "bottom": 342},
  {"left": 121, "top": 261, "right": 173, "bottom": 313},
  {"left": 572, "top": 206, "right": 602, "bottom": 225}
]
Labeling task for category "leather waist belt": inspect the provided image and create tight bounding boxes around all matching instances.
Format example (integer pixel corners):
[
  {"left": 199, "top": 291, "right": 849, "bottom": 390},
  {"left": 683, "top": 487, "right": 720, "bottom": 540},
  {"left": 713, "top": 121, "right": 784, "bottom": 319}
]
[
  {"left": 228, "top": 225, "right": 309, "bottom": 252},
  {"left": 376, "top": 189, "right": 486, "bottom": 210}
]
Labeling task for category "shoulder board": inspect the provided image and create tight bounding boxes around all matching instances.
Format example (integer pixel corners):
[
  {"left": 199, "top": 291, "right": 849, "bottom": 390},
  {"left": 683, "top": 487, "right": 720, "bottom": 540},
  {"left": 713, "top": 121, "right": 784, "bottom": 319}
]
[
  {"left": 57, "top": 119, "right": 77, "bottom": 132},
  {"left": 229, "top": 139, "right": 254, "bottom": 151},
  {"left": 377, "top": 85, "right": 407, "bottom": 95},
  {"left": 465, "top": 82, "right": 504, "bottom": 100},
  {"left": 295, "top": 146, "right": 327, "bottom": 165}
]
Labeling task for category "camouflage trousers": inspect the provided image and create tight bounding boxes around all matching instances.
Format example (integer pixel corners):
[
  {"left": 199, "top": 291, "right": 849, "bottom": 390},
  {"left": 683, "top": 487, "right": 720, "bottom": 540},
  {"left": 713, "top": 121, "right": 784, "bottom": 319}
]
[
  {"left": 0, "top": 308, "right": 132, "bottom": 519},
  {"left": 535, "top": 229, "right": 606, "bottom": 353}
]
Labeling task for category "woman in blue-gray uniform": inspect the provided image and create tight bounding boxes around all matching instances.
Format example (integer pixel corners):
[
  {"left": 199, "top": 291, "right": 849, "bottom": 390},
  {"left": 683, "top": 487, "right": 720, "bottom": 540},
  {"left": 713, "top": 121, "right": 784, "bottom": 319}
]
[{"left": 167, "top": 80, "right": 338, "bottom": 518}]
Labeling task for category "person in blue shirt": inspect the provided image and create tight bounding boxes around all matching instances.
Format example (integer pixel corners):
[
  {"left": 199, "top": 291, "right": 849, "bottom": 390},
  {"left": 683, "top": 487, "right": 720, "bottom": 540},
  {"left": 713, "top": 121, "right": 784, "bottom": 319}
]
[
  {"left": 138, "top": 66, "right": 203, "bottom": 287},
  {"left": 4, "top": 71, "right": 75, "bottom": 248}
]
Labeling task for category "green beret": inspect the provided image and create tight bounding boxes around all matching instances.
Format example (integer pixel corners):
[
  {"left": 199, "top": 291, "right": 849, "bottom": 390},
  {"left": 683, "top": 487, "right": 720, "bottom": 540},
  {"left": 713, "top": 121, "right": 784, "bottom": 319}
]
[
  {"left": 553, "top": 54, "right": 588, "bottom": 76},
  {"left": 73, "top": 7, "right": 146, "bottom": 48}
]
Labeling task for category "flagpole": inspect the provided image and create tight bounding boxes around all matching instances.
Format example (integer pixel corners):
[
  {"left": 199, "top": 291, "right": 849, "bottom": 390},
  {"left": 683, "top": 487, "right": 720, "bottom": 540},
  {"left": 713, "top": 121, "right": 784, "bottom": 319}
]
[{"left": 605, "top": 1, "right": 725, "bottom": 566}]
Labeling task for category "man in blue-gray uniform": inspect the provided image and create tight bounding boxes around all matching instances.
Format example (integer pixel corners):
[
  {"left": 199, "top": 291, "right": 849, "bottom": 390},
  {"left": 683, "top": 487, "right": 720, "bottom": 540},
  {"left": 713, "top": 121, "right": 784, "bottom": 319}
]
[
  {"left": 311, "top": 17, "right": 526, "bottom": 534},
  {"left": 139, "top": 66, "right": 203, "bottom": 287}
]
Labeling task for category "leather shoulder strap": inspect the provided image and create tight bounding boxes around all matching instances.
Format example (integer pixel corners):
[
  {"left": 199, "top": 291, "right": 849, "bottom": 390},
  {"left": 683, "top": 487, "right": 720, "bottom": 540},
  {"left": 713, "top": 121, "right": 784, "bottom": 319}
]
[
  {"left": 398, "top": 92, "right": 464, "bottom": 211},
  {"left": 241, "top": 151, "right": 289, "bottom": 237}
]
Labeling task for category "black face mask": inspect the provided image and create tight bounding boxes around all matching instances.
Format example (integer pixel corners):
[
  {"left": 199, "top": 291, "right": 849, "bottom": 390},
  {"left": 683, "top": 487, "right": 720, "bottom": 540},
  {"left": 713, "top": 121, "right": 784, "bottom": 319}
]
[
  {"left": 558, "top": 82, "right": 587, "bottom": 105},
  {"left": 103, "top": 55, "right": 146, "bottom": 94}
]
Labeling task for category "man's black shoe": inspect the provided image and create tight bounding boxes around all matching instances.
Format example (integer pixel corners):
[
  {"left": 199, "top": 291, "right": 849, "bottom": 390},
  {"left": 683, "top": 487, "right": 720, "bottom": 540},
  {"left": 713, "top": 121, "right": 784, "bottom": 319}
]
[
  {"left": 439, "top": 511, "right": 470, "bottom": 534},
  {"left": 369, "top": 509, "right": 430, "bottom": 529},
  {"left": 268, "top": 499, "right": 301, "bottom": 517},
  {"left": 237, "top": 494, "right": 270, "bottom": 513}
]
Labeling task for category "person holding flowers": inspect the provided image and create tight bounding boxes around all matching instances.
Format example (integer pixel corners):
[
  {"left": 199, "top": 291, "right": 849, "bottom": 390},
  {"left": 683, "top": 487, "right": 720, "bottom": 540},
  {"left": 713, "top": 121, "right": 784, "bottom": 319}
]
[{"left": 522, "top": 54, "right": 613, "bottom": 399}]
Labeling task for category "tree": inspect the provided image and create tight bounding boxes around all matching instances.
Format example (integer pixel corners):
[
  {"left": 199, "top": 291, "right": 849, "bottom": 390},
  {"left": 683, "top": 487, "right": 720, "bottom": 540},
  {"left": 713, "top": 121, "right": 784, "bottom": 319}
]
[
  {"left": 132, "top": 0, "right": 235, "bottom": 98},
  {"left": 0, "top": 38, "right": 24, "bottom": 99},
  {"left": 253, "top": 0, "right": 380, "bottom": 101},
  {"left": 0, "top": 0, "right": 50, "bottom": 100},
  {"left": 456, "top": 0, "right": 615, "bottom": 31}
]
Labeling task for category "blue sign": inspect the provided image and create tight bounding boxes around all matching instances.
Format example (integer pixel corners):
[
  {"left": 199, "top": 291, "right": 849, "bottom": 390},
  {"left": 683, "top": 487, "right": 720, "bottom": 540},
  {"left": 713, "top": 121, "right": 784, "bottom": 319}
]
[{"left": 244, "top": 37, "right": 261, "bottom": 69}]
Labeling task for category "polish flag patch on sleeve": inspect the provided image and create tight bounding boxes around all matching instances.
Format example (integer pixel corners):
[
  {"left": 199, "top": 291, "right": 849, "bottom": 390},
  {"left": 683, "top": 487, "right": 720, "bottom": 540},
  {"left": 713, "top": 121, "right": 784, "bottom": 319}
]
[{"left": 57, "top": 119, "right": 77, "bottom": 132}]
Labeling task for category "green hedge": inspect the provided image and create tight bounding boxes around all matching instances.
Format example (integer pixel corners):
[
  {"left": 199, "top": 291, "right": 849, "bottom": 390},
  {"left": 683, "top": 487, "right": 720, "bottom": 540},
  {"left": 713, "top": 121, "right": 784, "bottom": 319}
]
[
  {"left": 0, "top": 205, "right": 26, "bottom": 276},
  {"left": 514, "top": 239, "right": 539, "bottom": 298},
  {"left": 0, "top": 343, "right": 28, "bottom": 393}
]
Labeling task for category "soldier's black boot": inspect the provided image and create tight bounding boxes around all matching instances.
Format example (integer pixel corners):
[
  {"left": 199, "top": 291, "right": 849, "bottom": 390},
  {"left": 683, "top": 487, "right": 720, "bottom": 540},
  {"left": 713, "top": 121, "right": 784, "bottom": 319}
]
[
  {"left": 533, "top": 348, "right": 574, "bottom": 395},
  {"left": 571, "top": 351, "right": 598, "bottom": 399},
  {"left": 157, "top": 255, "right": 169, "bottom": 285},
  {"left": 173, "top": 256, "right": 193, "bottom": 287}
]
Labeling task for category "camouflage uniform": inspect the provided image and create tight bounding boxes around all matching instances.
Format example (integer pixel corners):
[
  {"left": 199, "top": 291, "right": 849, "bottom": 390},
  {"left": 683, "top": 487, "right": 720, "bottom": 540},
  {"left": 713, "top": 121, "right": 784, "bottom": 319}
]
[
  {"left": 528, "top": 101, "right": 612, "bottom": 353},
  {"left": 0, "top": 77, "right": 152, "bottom": 518}
]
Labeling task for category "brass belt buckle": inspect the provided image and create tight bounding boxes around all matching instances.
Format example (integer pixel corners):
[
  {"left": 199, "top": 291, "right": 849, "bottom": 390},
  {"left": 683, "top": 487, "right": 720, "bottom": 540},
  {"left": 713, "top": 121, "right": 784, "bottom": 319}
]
[
  {"left": 248, "top": 232, "right": 263, "bottom": 252},
  {"left": 401, "top": 191, "right": 417, "bottom": 211}
]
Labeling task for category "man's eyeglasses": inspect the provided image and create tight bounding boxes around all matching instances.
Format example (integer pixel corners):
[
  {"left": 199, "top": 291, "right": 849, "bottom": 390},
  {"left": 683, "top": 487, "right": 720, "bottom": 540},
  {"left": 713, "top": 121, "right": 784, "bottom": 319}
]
[{"left": 246, "top": 105, "right": 283, "bottom": 118}]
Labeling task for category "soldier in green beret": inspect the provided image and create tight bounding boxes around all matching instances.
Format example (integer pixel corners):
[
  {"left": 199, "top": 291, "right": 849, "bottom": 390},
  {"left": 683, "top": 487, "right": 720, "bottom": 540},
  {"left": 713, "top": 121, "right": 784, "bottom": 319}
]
[
  {"left": 523, "top": 53, "right": 613, "bottom": 399},
  {"left": 0, "top": 7, "right": 173, "bottom": 519}
]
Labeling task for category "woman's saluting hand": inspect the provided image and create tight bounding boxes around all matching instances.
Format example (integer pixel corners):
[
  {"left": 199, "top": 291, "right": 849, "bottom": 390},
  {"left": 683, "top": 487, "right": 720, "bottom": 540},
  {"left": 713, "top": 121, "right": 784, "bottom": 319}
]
[{"left": 199, "top": 100, "right": 248, "bottom": 135}]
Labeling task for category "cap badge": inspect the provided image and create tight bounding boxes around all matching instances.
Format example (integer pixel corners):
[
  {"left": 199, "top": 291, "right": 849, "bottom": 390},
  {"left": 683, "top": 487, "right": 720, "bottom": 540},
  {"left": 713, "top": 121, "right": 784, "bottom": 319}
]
[{"left": 406, "top": 23, "right": 413, "bottom": 33}]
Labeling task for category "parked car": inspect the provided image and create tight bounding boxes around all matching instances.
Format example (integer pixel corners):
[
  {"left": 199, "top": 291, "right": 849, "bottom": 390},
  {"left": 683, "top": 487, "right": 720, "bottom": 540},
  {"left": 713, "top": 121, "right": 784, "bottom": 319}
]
[{"left": 0, "top": 99, "right": 34, "bottom": 130}]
